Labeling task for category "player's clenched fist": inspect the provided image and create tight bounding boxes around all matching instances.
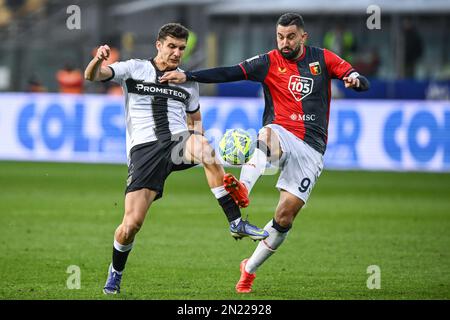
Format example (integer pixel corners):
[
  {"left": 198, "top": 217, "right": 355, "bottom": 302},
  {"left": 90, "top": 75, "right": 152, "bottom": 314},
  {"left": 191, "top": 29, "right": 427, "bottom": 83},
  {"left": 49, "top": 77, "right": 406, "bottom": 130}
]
[
  {"left": 343, "top": 76, "right": 360, "bottom": 88},
  {"left": 96, "top": 45, "right": 110, "bottom": 61}
]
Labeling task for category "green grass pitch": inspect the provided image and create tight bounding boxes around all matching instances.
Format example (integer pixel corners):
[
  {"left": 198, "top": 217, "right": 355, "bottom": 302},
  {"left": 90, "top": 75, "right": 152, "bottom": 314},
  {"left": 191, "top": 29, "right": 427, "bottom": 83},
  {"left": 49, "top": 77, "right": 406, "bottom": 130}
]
[{"left": 0, "top": 161, "right": 449, "bottom": 300}]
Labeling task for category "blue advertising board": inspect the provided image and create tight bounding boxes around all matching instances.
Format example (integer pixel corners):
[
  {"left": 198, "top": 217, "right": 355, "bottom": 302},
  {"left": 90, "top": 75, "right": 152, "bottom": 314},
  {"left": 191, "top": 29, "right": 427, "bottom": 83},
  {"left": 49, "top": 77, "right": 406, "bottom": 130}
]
[{"left": 0, "top": 93, "right": 449, "bottom": 172}]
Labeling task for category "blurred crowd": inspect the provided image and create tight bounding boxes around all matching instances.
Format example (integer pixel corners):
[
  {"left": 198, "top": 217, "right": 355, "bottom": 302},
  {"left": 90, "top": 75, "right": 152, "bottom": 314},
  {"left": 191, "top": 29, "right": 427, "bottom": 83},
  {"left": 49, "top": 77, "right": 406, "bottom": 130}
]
[
  {"left": 0, "top": 0, "right": 46, "bottom": 27},
  {"left": 25, "top": 21, "right": 425, "bottom": 96},
  {"left": 0, "top": 0, "right": 448, "bottom": 97}
]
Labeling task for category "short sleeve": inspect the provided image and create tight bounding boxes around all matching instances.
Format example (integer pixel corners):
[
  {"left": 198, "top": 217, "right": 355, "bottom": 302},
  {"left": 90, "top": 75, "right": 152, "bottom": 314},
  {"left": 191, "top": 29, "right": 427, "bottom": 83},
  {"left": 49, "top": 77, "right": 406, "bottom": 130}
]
[
  {"left": 186, "top": 82, "right": 200, "bottom": 113},
  {"left": 106, "top": 60, "right": 134, "bottom": 83},
  {"left": 239, "top": 54, "right": 270, "bottom": 82},
  {"left": 323, "top": 49, "right": 354, "bottom": 79}
]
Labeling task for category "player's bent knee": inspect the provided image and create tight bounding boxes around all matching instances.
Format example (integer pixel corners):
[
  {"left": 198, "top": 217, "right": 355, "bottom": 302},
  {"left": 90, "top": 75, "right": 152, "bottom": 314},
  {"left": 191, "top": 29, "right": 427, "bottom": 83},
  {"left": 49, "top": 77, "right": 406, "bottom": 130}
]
[
  {"left": 275, "top": 205, "right": 301, "bottom": 228},
  {"left": 257, "top": 127, "right": 271, "bottom": 142},
  {"left": 258, "top": 127, "right": 282, "bottom": 161},
  {"left": 199, "top": 139, "right": 217, "bottom": 164},
  {"left": 122, "top": 220, "right": 143, "bottom": 239},
  {"left": 256, "top": 128, "right": 272, "bottom": 157}
]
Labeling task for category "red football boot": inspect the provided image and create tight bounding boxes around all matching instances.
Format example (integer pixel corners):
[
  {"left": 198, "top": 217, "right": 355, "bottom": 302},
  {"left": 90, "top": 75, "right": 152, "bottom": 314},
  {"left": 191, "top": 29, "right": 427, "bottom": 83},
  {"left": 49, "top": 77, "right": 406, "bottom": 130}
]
[
  {"left": 235, "top": 259, "right": 256, "bottom": 293},
  {"left": 223, "top": 173, "right": 249, "bottom": 208}
]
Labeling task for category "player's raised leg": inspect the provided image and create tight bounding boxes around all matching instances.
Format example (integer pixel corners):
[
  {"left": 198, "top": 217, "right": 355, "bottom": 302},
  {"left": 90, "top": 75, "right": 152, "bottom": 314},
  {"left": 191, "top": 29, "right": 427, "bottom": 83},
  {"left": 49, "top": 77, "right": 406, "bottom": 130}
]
[
  {"left": 184, "top": 133, "right": 268, "bottom": 241},
  {"left": 236, "top": 190, "right": 303, "bottom": 293},
  {"left": 233, "top": 127, "right": 282, "bottom": 197},
  {"left": 103, "top": 188, "right": 157, "bottom": 294}
]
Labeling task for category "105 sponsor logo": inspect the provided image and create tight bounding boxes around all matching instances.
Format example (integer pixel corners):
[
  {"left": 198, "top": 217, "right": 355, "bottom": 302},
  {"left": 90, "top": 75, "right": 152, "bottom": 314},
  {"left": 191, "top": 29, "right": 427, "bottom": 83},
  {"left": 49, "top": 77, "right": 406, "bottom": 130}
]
[{"left": 288, "top": 75, "right": 314, "bottom": 101}]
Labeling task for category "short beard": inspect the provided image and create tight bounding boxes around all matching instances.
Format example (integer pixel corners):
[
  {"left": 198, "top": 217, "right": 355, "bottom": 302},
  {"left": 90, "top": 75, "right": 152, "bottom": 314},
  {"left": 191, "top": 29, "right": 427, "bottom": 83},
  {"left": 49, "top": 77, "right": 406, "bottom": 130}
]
[{"left": 279, "top": 45, "right": 301, "bottom": 60}]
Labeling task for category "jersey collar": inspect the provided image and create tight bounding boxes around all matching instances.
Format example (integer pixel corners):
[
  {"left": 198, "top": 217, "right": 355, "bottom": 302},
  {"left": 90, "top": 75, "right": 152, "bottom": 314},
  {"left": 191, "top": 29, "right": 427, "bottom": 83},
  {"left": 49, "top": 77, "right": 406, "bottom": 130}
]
[
  {"left": 150, "top": 58, "right": 178, "bottom": 72},
  {"left": 294, "top": 45, "right": 307, "bottom": 62}
]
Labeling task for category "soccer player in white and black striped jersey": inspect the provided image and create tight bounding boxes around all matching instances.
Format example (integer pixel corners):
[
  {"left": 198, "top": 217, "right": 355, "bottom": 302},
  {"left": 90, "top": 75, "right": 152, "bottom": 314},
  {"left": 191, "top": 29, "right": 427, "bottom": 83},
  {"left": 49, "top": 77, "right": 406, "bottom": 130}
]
[{"left": 84, "top": 23, "right": 269, "bottom": 295}]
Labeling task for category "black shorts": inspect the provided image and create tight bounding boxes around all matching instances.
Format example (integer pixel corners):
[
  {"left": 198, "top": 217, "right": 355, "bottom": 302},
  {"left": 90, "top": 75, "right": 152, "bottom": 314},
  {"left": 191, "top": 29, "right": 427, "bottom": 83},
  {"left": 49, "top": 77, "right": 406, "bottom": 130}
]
[{"left": 125, "top": 131, "right": 198, "bottom": 200}]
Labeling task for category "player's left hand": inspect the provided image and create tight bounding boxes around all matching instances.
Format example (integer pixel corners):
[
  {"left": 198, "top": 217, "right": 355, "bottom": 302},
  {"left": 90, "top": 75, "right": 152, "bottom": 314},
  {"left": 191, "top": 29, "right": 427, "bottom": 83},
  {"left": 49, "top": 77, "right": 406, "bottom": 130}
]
[
  {"left": 160, "top": 71, "right": 187, "bottom": 84},
  {"left": 343, "top": 76, "right": 360, "bottom": 88}
]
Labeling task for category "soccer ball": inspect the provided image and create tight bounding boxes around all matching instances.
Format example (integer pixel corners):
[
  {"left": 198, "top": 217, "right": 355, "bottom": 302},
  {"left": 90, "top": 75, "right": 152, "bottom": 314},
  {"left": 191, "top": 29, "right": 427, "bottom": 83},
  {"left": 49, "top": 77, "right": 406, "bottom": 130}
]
[{"left": 219, "top": 129, "right": 255, "bottom": 165}]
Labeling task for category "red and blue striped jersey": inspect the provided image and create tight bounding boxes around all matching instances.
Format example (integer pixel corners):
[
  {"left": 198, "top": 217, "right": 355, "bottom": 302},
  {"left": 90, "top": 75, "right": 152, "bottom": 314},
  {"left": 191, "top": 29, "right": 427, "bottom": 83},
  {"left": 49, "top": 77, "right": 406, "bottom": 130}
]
[{"left": 239, "top": 46, "right": 354, "bottom": 154}]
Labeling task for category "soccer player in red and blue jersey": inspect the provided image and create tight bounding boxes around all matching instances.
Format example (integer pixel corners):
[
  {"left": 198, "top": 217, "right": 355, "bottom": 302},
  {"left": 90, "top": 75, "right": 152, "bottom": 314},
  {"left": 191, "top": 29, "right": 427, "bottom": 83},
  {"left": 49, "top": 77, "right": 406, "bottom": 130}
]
[{"left": 161, "top": 13, "right": 370, "bottom": 293}]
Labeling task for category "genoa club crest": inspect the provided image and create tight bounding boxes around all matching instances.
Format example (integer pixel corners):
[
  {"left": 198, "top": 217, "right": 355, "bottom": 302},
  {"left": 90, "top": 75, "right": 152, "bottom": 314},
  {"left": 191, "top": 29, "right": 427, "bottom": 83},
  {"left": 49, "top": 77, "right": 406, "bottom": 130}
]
[{"left": 309, "top": 61, "right": 321, "bottom": 75}]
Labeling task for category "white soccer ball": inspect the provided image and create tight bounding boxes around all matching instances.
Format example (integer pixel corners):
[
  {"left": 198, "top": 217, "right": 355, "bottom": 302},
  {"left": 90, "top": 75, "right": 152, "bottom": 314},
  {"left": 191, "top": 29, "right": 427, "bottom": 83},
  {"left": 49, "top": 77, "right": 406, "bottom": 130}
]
[{"left": 218, "top": 129, "right": 255, "bottom": 165}]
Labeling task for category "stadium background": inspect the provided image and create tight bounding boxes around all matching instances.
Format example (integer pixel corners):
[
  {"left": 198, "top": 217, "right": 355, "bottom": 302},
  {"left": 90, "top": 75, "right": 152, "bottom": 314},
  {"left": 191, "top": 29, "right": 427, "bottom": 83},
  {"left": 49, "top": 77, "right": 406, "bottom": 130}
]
[{"left": 0, "top": 0, "right": 449, "bottom": 300}]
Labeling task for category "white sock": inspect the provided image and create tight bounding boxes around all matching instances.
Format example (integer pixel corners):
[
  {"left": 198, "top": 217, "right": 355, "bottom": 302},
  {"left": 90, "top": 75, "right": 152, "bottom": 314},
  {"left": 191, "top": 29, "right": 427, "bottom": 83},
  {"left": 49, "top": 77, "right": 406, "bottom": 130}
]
[
  {"left": 114, "top": 239, "right": 133, "bottom": 252},
  {"left": 231, "top": 217, "right": 241, "bottom": 225},
  {"left": 245, "top": 220, "right": 289, "bottom": 274},
  {"left": 211, "top": 185, "right": 229, "bottom": 199},
  {"left": 240, "top": 148, "right": 267, "bottom": 194}
]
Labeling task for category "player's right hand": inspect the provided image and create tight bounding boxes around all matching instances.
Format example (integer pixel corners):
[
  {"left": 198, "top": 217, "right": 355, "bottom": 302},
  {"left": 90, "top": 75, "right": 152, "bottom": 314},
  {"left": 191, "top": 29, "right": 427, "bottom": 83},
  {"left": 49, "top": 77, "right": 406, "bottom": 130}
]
[{"left": 96, "top": 45, "right": 110, "bottom": 61}]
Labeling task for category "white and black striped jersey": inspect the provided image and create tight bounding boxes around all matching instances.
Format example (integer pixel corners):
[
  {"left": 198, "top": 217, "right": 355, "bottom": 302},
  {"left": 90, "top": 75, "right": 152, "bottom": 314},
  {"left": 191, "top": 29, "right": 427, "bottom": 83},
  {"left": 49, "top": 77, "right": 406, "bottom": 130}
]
[{"left": 105, "top": 58, "right": 200, "bottom": 160}]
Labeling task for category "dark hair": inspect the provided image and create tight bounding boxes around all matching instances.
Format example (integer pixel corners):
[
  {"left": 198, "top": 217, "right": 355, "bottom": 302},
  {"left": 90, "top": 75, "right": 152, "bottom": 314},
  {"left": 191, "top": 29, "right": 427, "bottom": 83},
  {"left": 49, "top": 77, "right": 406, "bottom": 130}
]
[
  {"left": 158, "top": 23, "right": 189, "bottom": 41},
  {"left": 277, "top": 13, "right": 305, "bottom": 29}
]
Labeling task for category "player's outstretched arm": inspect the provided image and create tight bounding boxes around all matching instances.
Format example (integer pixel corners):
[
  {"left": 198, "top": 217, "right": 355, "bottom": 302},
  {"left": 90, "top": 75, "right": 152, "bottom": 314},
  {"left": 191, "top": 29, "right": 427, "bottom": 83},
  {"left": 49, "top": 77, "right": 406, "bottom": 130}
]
[
  {"left": 84, "top": 45, "right": 113, "bottom": 81},
  {"left": 342, "top": 72, "right": 370, "bottom": 91},
  {"left": 161, "top": 65, "right": 246, "bottom": 84}
]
